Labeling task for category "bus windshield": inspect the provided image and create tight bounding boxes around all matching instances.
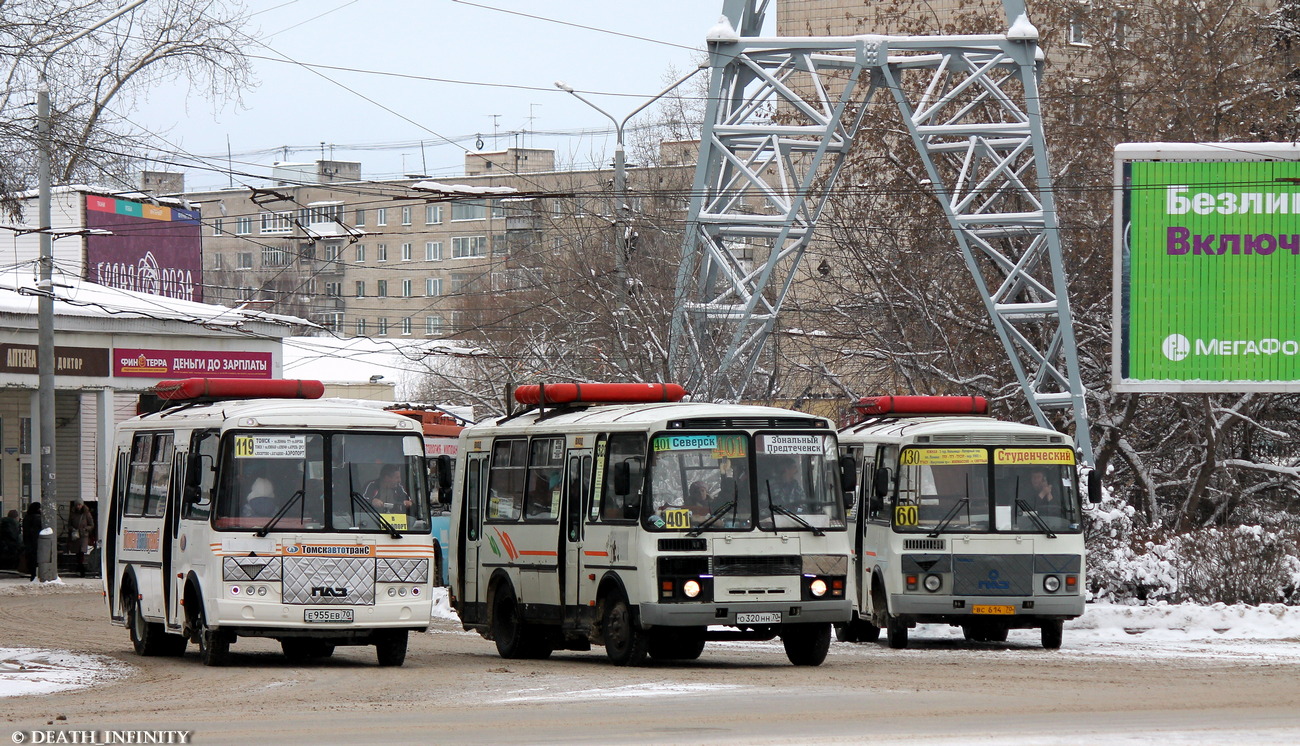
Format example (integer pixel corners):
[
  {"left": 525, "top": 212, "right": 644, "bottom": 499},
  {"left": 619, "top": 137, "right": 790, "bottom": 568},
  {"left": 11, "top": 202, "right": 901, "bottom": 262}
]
[
  {"left": 645, "top": 432, "right": 845, "bottom": 532},
  {"left": 213, "top": 431, "right": 430, "bottom": 533},
  {"left": 893, "top": 446, "right": 1080, "bottom": 534}
]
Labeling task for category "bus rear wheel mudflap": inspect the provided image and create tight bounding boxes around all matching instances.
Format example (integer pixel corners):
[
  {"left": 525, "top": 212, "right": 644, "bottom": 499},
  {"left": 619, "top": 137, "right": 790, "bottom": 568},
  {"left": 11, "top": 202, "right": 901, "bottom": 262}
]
[{"left": 602, "top": 594, "right": 649, "bottom": 666}]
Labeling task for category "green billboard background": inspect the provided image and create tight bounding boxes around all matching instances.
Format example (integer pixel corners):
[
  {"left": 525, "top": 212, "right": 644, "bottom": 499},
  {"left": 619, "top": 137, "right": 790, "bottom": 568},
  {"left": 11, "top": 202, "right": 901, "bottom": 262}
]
[{"left": 1123, "top": 159, "right": 1300, "bottom": 386}]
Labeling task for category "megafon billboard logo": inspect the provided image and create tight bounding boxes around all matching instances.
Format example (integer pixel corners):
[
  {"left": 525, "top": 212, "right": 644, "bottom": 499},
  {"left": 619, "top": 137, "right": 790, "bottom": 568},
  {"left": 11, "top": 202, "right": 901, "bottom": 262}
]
[
  {"left": 1162, "top": 334, "right": 1191, "bottom": 362},
  {"left": 1162, "top": 333, "right": 1300, "bottom": 361}
]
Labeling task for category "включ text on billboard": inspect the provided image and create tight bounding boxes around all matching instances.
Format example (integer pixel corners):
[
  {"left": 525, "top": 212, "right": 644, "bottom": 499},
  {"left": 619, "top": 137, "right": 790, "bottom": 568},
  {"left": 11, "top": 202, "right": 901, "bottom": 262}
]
[{"left": 1114, "top": 143, "right": 1300, "bottom": 392}]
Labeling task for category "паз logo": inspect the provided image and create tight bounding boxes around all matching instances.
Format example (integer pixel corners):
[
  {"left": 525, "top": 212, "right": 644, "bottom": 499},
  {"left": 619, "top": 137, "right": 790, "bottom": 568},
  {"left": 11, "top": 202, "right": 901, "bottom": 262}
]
[
  {"left": 1162, "top": 334, "right": 1191, "bottom": 362},
  {"left": 977, "top": 569, "right": 1011, "bottom": 591}
]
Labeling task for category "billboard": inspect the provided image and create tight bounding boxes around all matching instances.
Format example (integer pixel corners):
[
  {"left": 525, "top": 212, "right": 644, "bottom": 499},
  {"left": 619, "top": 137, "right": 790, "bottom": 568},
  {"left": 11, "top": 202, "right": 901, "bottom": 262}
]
[
  {"left": 83, "top": 194, "right": 203, "bottom": 302},
  {"left": 1114, "top": 143, "right": 1300, "bottom": 392}
]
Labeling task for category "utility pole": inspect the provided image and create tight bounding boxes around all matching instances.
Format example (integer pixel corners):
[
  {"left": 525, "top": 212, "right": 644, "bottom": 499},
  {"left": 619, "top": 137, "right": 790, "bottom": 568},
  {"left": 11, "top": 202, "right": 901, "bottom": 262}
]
[{"left": 34, "top": 0, "right": 151, "bottom": 581}]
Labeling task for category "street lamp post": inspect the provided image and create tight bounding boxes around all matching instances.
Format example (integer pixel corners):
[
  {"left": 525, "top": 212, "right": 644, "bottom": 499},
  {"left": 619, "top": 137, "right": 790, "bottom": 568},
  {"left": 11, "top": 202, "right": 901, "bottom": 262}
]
[
  {"left": 33, "top": 0, "right": 151, "bottom": 581},
  {"left": 555, "top": 68, "right": 704, "bottom": 299}
]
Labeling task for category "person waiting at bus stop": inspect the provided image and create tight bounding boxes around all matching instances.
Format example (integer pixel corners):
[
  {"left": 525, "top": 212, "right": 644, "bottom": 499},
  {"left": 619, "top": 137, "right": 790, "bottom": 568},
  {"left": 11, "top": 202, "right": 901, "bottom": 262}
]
[{"left": 0, "top": 509, "right": 21, "bottom": 571}]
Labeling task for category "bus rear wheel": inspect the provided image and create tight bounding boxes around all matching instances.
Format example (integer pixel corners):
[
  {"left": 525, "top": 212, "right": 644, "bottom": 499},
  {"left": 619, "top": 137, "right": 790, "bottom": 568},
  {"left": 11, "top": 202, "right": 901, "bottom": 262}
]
[
  {"left": 782, "top": 622, "right": 831, "bottom": 666},
  {"left": 1041, "top": 620, "right": 1064, "bottom": 650},
  {"left": 602, "top": 595, "right": 648, "bottom": 666},
  {"left": 835, "top": 616, "right": 881, "bottom": 644},
  {"left": 491, "top": 585, "right": 552, "bottom": 660},
  {"left": 375, "top": 630, "right": 408, "bottom": 667},
  {"left": 647, "top": 627, "right": 706, "bottom": 661},
  {"left": 125, "top": 591, "right": 186, "bottom": 657}
]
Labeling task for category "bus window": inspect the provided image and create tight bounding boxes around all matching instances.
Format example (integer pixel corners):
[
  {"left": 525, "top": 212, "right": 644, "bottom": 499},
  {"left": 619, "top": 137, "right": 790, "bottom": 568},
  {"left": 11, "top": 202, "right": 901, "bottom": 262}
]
[
  {"left": 183, "top": 430, "right": 219, "bottom": 521},
  {"left": 895, "top": 446, "right": 986, "bottom": 532},
  {"left": 487, "top": 439, "right": 526, "bottom": 522},
  {"left": 466, "top": 456, "right": 484, "bottom": 541},
  {"left": 333, "top": 433, "right": 428, "bottom": 532},
  {"left": 598, "top": 433, "right": 645, "bottom": 522},
  {"left": 992, "top": 448, "right": 1080, "bottom": 532},
  {"left": 124, "top": 434, "right": 153, "bottom": 516},
  {"left": 523, "top": 437, "right": 564, "bottom": 521},
  {"left": 146, "top": 434, "right": 173, "bottom": 518}
]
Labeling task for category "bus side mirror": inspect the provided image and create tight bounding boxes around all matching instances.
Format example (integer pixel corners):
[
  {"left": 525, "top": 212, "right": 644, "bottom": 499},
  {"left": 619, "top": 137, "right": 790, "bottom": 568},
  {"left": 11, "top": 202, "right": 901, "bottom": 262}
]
[
  {"left": 1087, "top": 469, "right": 1102, "bottom": 504},
  {"left": 613, "top": 461, "right": 630, "bottom": 496},
  {"left": 436, "top": 454, "right": 453, "bottom": 496},
  {"left": 873, "top": 467, "right": 892, "bottom": 500},
  {"left": 838, "top": 455, "right": 857, "bottom": 507}
]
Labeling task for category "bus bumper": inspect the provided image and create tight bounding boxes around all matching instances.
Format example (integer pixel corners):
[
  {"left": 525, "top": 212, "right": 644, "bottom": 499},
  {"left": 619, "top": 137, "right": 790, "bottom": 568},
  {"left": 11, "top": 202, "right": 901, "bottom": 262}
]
[
  {"left": 211, "top": 598, "right": 431, "bottom": 632},
  {"left": 639, "top": 598, "right": 851, "bottom": 627},
  {"left": 890, "top": 594, "right": 1084, "bottom": 620}
]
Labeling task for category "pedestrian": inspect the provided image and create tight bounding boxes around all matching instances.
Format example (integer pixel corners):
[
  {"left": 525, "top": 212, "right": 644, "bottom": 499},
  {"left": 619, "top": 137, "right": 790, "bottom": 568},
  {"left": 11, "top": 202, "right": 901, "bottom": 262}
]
[
  {"left": 22, "top": 502, "right": 42, "bottom": 581},
  {"left": 69, "top": 501, "right": 96, "bottom": 577},
  {"left": 0, "top": 509, "right": 21, "bottom": 570}
]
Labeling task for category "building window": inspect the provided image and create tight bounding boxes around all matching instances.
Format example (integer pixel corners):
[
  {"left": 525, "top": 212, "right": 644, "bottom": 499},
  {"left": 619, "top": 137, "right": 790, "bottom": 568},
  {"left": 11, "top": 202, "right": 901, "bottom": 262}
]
[
  {"left": 426, "top": 277, "right": 442, "bottom": 296},
  {"left": 355, "top": 208, "right": 366, "bottom": 226},
  {"left": 237, "top": 252, "right": 254, "bottom": 269},
  {"left": 355, "top": 280, "right": 365, "bottom": 298},
  {"left": 401, "top": 243, "right": 412, "bottom": 261},
  {"left": 1069, "top": 10, "right": 1088, "bottom": 45},
  {"left": 213, "top": 218, "right": 224, "bottom": 236},
  {"left": 401, "top": 317, "right": 412, "bottom": 335},
  {"left": 452, "top": 235, "right": 487, "bottom": 258},
  {"left": 260, "top": 211, "right": 293, "bottom": 234},
  {"left": 355, "top": 244, "right": 366, "bottom": 263},
  {"left": 356, "top": 318, "right": 367, "bottom": 335},
  {"left": 401, "top": 206, "right": 412, "bottom": 225},
  {"left": 425, "top": 315, "right": 443, "bottom": 335},
  {"left": 211, "top": 253, "right": 224, "bottom": 270},
  {"left": 450, "top": 272, "right": 474, "bottom": 293},
  {"left": 376, "top": 207, "right": 388, "bottom": 226},
  {"left": 426, "top": 241, "right": 442, "bottom": 261},
  {"left": 451, "top": 199, "right": 485, "bottom": 221},
  {"left": 426, "top": 204, "right": 443, "bottom": 224},
  {"left": 325, "top": 282, "right": 342, "bottom": 297},
  {"left": 402, "top": 279, "right": 412, "bottom": 297},
  {"left": 235, "top": 217, "right": 253, "bottom": 235},
  {"left": 377, "top": 243, "right": 388, "bottom": 262},
  {"left": 492, "top": 200, "right": 507, "bottom": 219},
  {"left": 324, "top": 244, "right": 342, "bottom": 262},
  {"left": 322, "top": 312, "right": 343, "bottom": 333},
  {"left": 377, "top": 280, "right": 388, "bottom": 297},
  {"left": 378, "top": 317, "right": 389, "bottom": 335},
  {"left": 261, "top": 246, "right": 290, "bottom": 267}
]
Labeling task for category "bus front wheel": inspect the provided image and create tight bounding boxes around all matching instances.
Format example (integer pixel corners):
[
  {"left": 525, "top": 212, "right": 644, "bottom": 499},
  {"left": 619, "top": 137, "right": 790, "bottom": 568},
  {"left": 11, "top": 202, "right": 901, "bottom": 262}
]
[
  {"left": 602, "top": 595, "right": 648, "bottom": 666},
  {"left": 491, "top": 585, "right": 552, "bottom": 660},
  {"left": 375, "top": 630, "right": 409, "bottom": 667},
  {"left": 1041, "top": 620, "right": 1064, "bottom": 650},
  {"left": 782, "top": 622, "right": 831, "bottom": 666},
  {"left": 125, "top": 591, "right": 186, "bottom": 657},
  {"left": 196, "top": 606, "right": 230, "bottom": 667},
  {"left": 885, "top": 615, "right": 909, "bottom": 649}
]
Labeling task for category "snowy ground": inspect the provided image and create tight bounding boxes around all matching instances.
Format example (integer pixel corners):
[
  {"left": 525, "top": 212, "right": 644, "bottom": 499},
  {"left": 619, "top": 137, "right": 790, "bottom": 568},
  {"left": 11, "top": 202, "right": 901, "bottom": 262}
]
[{"left": 4, "top": 573, "right": 1299, "bottom": 700}]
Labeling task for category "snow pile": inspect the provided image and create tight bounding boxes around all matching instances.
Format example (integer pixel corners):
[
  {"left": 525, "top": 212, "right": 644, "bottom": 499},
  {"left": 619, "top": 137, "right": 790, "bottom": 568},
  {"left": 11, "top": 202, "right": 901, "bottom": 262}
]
[
  {"left": 0, "top": 577, "right": 103, "bottom": 596},
  {"left": 0, "top": 648, "right": 129, "bottom": 698},
  {"left": 1074, "top": 602, "right": 1300, "bottom": 640},
  {"left": 430, "top": 586, "right": 459, "bottom": 622}
]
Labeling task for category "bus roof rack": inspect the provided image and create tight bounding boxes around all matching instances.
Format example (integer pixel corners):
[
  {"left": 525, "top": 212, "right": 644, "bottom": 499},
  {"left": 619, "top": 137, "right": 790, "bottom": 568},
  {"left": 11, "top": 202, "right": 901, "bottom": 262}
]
[
  {"left": 854, "top": 395, "right": 989, "bottom": 418},
  {"left": 514, "top": 382, "right": 687, "bottom": 406},
  {"left": 139, "top": 378, "right": 326, "bottom": 414}
]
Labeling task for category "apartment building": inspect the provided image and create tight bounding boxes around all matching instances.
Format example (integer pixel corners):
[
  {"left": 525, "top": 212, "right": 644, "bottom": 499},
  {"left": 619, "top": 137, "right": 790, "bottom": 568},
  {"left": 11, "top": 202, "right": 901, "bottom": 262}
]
[{"left": 184, "top": 148, "right": 692, "bottom": 340}]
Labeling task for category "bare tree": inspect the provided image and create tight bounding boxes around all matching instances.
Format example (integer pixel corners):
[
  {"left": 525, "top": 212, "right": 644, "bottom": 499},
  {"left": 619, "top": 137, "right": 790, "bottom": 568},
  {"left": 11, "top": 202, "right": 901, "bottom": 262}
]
[{"left": 0, "top": 0, "right": 255, "bottom": 212}]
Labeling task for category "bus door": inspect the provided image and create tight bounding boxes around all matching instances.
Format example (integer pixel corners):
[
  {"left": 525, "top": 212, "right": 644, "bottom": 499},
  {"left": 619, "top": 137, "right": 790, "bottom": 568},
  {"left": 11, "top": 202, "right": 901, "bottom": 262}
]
[
  {"left": 171, "top": 430, "right": 218, "bottom": 628},
  {"left": 561, "top": 446, "right": 593, "bottom": 610},
  {"left": 458, "top": 451, "right": 488, "bottom": 612},
  {"left": 119, "top": 431, "right": 173, "bottom": 619},
  {"left": 161, "top": 440, "right": 185, "bottom": 630},
  {"left": 105, "top": 445, "right": 130, "bottom": 621}
]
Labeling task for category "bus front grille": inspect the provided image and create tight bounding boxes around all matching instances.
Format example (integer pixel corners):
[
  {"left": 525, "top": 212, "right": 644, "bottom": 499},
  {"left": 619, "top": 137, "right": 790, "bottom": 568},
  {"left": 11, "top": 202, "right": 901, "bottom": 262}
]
[
  {"left": 952, "top": 554, "right": 1033, "bottom": 596},
  {"left": 712, "top": 555, "right": 801, "bottom": 576},
  {"left": 282, "top": 557, "right": 376, "bottom": 605}
]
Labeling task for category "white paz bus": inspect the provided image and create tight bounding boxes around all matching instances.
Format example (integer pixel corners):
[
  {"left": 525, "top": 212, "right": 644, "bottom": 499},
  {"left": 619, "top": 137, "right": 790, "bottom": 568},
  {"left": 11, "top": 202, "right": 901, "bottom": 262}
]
[
  {"left": 837, "top": 396, "right": 1099, "bottom": 649},
  {"left": 449, "top": 383, "right": 855, "bottom": 666},
  {"left": 103, "top": 378, "right": 437, "bottom": 666}
]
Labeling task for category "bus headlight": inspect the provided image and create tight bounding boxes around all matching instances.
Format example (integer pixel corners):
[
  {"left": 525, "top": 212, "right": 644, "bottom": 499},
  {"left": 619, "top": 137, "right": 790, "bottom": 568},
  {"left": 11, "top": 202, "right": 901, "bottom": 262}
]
[
  {"left": 1043, "top": 575, "right": 1061, "bottom": 593},
  {"left": 923, "top": 574, "right": 942, "bottom": 593},
  {"left": 682, "top": 579, "right": 702, "bottom": 598},
  {"left": 809, "top": 578, "right": 828, "bottom": 597}
]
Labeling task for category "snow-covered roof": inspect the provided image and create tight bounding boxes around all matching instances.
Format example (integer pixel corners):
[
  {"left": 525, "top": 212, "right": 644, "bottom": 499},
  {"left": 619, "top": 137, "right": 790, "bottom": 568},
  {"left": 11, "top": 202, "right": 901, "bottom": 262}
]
[
  {"left": 280, "top": 335, "right": 483, "bottom": 399},
  {"left": 410, "top": 181, "right": 518, "bottom": 196},
  {"left": 0, "top": 268, "right": 310, "bottom": 330}
]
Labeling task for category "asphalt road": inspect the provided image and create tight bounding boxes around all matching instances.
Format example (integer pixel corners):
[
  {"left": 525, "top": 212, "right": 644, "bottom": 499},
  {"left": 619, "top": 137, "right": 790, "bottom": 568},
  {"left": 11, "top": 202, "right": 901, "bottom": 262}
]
[{"left": 4, "top": 588, "right": 1300, "bottom": 744}]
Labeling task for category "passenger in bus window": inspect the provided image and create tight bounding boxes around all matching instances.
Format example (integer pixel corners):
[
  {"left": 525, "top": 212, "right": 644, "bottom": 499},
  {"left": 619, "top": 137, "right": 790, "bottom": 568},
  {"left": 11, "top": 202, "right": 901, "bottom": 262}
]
[
  {"left": 685, "top": 480, "right": 713, "bottom": 519},
  {"left": 766, "top": 457, "right": 808, "bottom": 507},
  {"left": 365, "top": 464, "right": 411, "bottom": 513},
  {"left": 1027, "top": 468, "right": 1056, "bottom": 506}
]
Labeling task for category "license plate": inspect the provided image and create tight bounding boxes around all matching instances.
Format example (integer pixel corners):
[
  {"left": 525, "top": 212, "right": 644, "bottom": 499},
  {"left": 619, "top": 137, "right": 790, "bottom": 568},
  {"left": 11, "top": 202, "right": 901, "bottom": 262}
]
[
  {"left": 736, "top": 612, "right": 782, "bottom": 624},
  {"left": 304, "top": 609, "right": 353, "bottom": 623},
  {"left": 972, "top": 605, "right": 1016, "bottom": 615}
]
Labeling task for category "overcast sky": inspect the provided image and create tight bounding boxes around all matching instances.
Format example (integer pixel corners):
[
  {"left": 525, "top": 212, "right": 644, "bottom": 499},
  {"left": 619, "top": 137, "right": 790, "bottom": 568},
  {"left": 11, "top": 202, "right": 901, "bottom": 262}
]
[{"left": 129, "top": 0, "right": 774, "bottom": 192}]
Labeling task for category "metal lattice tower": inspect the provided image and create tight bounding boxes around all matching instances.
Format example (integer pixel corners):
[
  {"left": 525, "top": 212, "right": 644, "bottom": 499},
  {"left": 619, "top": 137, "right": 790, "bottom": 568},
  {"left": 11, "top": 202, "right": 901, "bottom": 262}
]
[{"left": 669, "top": 0, "right": 1094, "bottom": 466}]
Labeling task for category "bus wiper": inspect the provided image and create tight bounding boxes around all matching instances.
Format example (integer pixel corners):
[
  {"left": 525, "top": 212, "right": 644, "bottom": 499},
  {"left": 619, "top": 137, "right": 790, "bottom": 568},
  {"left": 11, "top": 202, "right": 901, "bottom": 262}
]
[
  {"left": 927, "top": 497, "right": 969, "bottom": 538},
  {"left": 351, "top": 491, "right": 403, "bottom": 539},
  {"left": 765, "top": 479, "right": 824, "bottom": 536},
  {"left": 256, "top": 490, "right": 304, "bottom": 537},
  {"left": 1014, "top": 499, "right": 1056, "bottom": 539},
  {"left": 687, "top": 501, "right": 735, "bottom": 537}
]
